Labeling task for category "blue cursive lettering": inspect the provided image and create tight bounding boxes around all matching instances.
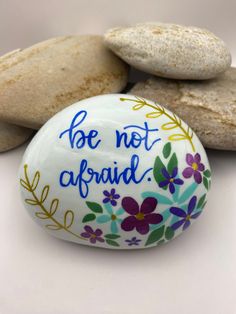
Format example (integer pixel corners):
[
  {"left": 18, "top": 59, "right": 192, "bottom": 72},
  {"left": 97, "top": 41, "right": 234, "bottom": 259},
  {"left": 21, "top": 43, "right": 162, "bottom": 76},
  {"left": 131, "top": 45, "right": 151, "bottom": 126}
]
[
  {"left": 59, "top": 110, "right": 101, "bottom": 149},
  {"left": 59, "top": 154, "right": 153, "bottom": 198},
  {"left": 116, "top": 122, "right": 161, "bottom": 151}
]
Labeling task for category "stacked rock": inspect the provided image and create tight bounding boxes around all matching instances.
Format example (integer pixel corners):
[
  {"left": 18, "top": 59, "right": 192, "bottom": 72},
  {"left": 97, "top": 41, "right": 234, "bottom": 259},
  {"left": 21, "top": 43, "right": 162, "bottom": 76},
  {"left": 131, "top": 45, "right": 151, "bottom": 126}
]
[
  {"left": 0, "top": 23, "right": 235, "bottom": 151},
  {"left": 104, "top": 22, "right": 235, "bottom": 150},
  {"left": 0, "top": 36, "right": 129, "bottom": 152}
]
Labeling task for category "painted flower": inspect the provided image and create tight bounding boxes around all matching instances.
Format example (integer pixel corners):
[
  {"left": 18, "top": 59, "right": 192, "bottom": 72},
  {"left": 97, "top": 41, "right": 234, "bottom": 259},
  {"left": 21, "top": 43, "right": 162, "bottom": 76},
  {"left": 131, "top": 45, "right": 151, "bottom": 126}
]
[
  {"left": 80, "top": 225, "right": 105, "bottom": 244},
  {"left": 170, "top": 196, "right": 202, "bottom": 231},
  {"left": 125, "top": 237, "right": 142, "bottom": 246},
  {"left": 121, "top": 197, "right": 163, "bottom": 235},
  {"left": 159, "top": 167, "right": 184, "bottom": 194},
  {"left": 96, "top": 203, "right": 124, "bottom": 233},
  {"left": 182, "top": 153, "right": 205, "bottom": 184},
  {"left": 103, "top": 188, "right": 120, "bottom": 206}
]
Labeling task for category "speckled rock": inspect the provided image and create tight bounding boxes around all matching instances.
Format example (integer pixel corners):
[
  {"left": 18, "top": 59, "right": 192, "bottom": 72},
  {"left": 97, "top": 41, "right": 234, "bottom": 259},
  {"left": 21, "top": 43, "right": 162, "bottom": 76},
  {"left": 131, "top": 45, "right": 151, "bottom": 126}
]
[
  {"left": 0, "top": 36, "right": 129, "bottom": 129},
  {"left": 104, "top": 22, "right": 231, "bottom": 80},
  {"left": 130, "top": 68, "right": 236, "bottom": 150},
  {"left": 0, "top": 122, "right": 33, "bottom": 152}
]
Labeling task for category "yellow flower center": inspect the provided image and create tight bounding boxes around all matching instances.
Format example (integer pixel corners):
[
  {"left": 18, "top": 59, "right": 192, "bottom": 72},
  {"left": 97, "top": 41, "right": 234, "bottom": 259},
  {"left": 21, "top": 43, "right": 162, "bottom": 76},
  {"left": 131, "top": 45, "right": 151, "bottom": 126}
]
[
  {"left": 186, "top": 215, "right": 191, "bottom": 221},
  {"left": 192, "top": 162, "right": 198, "bottom": 171},
  {"left": 91, "top": 233, "right": 96, "bottom": 238},
  {"left": 111, "top": 214, "right": 117, "bottom": 221},
  {"left": 135, "top": 212, "right": 145, "bottom": 220},
  {"left": 169, "top": 178, "right": 174, "bottom": 183}
]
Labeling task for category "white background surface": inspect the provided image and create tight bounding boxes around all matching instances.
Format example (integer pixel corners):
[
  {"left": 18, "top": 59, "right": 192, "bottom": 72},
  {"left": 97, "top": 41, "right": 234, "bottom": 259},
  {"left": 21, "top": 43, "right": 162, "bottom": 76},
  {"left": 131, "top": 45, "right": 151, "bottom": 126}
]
[{"left": 0, "top": 1, "right": 236, "bottom": 313}]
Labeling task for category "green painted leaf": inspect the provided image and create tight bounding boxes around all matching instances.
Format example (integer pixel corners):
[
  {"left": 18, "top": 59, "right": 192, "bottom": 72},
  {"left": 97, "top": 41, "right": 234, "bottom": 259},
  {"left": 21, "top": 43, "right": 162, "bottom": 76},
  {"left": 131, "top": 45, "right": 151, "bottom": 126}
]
[
  {"left": 153, "top": 156, "right": 167, "bottom": 189},
  {"left": 197, "top": 194, "right": 206, "bottom": 209},
  {"left": 203, "top": 177, "right": 209, "bottom": 190},
  {"left": 167, "top": 153, "right": 178, "bottom": 173},
  {"left": 106, "top": 239, "right": 119, "bottom": 247},
  {"left": 202, "top": 201, "right": 207, "bottom": 209},
  {"left": 145, "top": 225, "right": 165, "bottom": 246},
  {"left": 86, "top": 201, "right": 103, "bottom": 213},
  {"left": 82, "top": 213, "right": 96, "bottom": 223},
  {"left": 165, "top": 226, "right": 175, "bottom": 240},
  {"left": 105, "top": 234, "right": 120, "bottom": 239},
  {"left": 203, "top": 169, "right": 211, "bottom": 178},
  {"left": 163, "top": 142, "right": 171, "bottom": 159}
]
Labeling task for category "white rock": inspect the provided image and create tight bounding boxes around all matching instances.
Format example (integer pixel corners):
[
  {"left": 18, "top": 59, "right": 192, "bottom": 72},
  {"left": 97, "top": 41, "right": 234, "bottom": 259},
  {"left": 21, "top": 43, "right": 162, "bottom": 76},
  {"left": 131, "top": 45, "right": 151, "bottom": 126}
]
[
  {"left": 104, "top": 22, "right": 231, "bottom": 80},
  {"left": 19, "top": 94, "right": 211, "bottom": 249}
]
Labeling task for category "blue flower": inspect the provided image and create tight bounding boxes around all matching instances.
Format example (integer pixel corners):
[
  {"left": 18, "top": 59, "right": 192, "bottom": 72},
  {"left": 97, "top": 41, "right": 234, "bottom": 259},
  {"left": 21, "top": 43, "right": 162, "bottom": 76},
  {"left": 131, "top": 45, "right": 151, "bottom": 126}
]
[
  {"left": 125, "top": 237, "right": 142, "bottom": 246},
  {"left": 103, "top": 188, "right": 120, "bottom": 206},
  {"left": 170, "top": 196, "right": 202, "bottom": 231},
  {"left": 159, "top": 167, "right": 184, "bottom": 194},
  {"left": 96, "top": 203, "right": 124, "bottom": 233}
]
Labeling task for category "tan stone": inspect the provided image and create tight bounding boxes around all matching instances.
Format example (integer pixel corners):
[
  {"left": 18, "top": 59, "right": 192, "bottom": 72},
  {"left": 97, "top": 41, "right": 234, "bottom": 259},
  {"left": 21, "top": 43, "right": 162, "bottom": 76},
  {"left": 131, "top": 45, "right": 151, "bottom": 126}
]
[
  {"left": 130, "top": 68, "right": 236, "bottom": 150},
  {"left": 0, "top": 35, "right": 129, "bottom": 129},
  {"left": 104, "top": 22, "right": 231, "bottom": 80},
  {"left": 0, "top": 122, "right": 33, "bottom": 152}
]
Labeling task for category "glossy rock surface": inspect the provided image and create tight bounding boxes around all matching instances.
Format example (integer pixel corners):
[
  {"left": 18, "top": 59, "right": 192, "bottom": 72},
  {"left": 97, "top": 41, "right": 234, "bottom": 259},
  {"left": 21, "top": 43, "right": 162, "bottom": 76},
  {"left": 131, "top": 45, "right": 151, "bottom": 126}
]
[{"left": 19, "top": 94, "right": 211, "bottom": 249}]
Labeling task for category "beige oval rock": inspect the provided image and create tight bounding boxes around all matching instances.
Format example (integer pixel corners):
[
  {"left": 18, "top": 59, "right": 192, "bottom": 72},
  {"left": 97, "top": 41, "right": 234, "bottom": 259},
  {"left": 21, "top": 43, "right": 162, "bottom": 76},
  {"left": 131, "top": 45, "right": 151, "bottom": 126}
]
[
  {"left": 130, "top": 68, "right": 236, "bottom": 150},
  {"left": 0, "top": 122, "right": 33, "bottom": 152},
  {"left": 104, "top": 22, "right": 231, "bottom": 80},
  {"left": 0, "top": 35, "right": 129, "bottom": 129}
]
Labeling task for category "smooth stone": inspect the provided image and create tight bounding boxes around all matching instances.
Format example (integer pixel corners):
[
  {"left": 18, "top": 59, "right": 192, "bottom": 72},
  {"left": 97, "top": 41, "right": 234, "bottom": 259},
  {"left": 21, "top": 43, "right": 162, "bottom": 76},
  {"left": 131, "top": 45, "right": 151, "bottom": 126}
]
[
  {"left": 19, "top": 94, "right": 211, "bottom": 250},
  {"left": 0, "top": 35, "right": 129, "bottom": 129},
  {"left": 104, "top": 22, "right": 231, "bottom": 80},
  {"left": 130, "top": 68, "right": 236, "bottom": 150},
  {"left": 0, "top": 122, "right": 33, "bottom": 152}
]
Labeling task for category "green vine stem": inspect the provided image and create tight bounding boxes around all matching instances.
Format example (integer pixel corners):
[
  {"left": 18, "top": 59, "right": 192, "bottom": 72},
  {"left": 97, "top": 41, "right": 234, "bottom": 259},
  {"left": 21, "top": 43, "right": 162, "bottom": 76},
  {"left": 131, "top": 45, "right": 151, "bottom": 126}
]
[
  {"left": 120, "top": 96, "right": 195, "bottom": 152},
  {"left": 20, "top": 164, "right": 86, "bottom": 241}
]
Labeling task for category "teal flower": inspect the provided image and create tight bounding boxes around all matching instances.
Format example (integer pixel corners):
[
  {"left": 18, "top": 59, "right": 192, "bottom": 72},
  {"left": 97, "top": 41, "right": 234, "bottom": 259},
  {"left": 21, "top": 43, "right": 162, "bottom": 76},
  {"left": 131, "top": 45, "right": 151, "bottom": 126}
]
[{"left": 96, "top": 203, "right": 124, "bottom": 233}]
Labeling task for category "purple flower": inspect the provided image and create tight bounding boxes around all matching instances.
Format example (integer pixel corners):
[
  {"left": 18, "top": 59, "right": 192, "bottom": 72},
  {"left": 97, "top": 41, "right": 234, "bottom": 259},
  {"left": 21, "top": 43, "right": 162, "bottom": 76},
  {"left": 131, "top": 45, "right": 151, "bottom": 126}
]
[
  {"left": 182, "top": 153, "right": 205, "bottom": 184},
  {"left": 103, "top": 188, "right": 120, "bottom": 206},
  {"left": 159, "top": 167, "right": 184, "bottom": 194},
  {"left": 81, "top": 225, "right": 105, "bottom": 244},
  {"left": 170, "top": 196, "right": 202, "bottom": 231},
  {"left": 125, "top": 237, "right": 142, "bottom": 246},
  {"left": 121, "top": 197, "right": 163, "bottom": 235}
]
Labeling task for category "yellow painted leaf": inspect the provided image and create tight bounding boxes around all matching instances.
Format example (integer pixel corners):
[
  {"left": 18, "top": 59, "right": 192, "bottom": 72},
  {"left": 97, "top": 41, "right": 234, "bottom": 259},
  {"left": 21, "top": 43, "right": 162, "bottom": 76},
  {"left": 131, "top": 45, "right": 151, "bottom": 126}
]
[
  {"left": 146, "top": 111, "right": 163, "bottom": 118},
  {"left": 50, "top": 199, "right": 59, "bottom": 215},
  {"left": 40, "top": 185, "right": 49, "bottom": 203},
  {"left": 64, "top": 210, "right": 74, "bottom": 228},
  {"left": 25, "top": 199, "right": 38, "bottom": 205},
  {"left": 132, "top": 103, "right": 144, "bottom": 110},
  {"left": 35, "top": 212, "right": 49, "bottom": 219},
  {"left": 168, "top": 134, "right": 187, "bottom": 141},
  {"left": 20, "top": 179, "right": 31, "bottom": 191},
  {"left": 46, "top": 224, "right": 61, "bottom": 230},
  {"left": 31, "top": 171, "right": 40, "bottom": 191},
  {"left": 162, "top": 122, "right": 178, "bottom": 130}
]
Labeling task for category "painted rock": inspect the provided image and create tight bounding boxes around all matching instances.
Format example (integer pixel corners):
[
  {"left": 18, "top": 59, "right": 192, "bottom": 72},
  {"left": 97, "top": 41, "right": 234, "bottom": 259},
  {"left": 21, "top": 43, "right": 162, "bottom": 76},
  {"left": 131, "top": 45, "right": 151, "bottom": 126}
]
[
  {"left": 104, "top": 22, "right": 231, "bottom": 80},
  {"left": 19, "top": 94, "right": 211, "bottom": 249}
]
